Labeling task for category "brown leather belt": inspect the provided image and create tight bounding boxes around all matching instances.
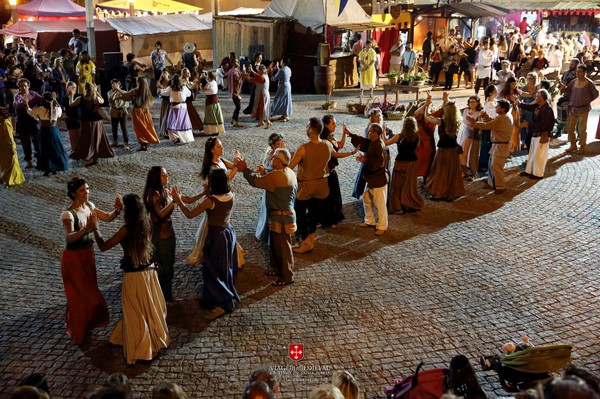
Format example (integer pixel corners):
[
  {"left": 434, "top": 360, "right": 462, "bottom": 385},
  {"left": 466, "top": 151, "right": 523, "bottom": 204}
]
[{"left": 270, "top": 210, "right": 293, "bottom": 216}]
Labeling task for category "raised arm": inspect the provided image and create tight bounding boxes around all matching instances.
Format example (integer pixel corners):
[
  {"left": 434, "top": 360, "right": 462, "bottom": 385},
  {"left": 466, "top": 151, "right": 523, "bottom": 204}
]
[
  {"left": 93, "top": 223, "right": 127, "bottom": 252},
  {"left": 287, "top": 145, "right": 305, "bottom": 170},
  {"left": 94, "top": 195, "right": 123, "bottom": 222},
  {"left": 172, "top": 187, "right": 213, "bottom": 219}
]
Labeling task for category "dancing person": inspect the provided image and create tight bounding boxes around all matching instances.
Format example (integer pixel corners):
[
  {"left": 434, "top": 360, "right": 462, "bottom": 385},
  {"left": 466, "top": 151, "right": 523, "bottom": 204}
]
[
  {"left": 479, "top": 85, "right": 498, "bottom": 173},
  {"left": 413, "top": 100, "right": 437, "bottom": 180},
  {"left": 351, "top": 123, "right": 389, "bottom": 235},
  {"left": 564, "top": 65, "right": 599, "bottom": 155},
  {"left": 143, "top": 167, "right": 176, "bottom": 304},
  {"left": 386, "top": 116, "right": 424, "bottom": 214},
  {"left": 519, "top": 89, "right": 556, "bottom": 178},
  {"left": 107, "top": 78, "right": 130, "bottom": 150},
  {"left": 69, "top": 82, "right": 114, "bottom": 166},
  {"left": 237, "top": 148, "right": 297, "bottom": 286},
  {"left": 495, "top": 60, "right": 515, "bottom": 94},
  {"left": 156, "top": 69, "right": 171, "bottom": 139},
  {"left": 173, "top": 169, "right": 241, "bottom": 319},
  {"left": 499, "top": 77, "right": 522, "bottom": 152},
  {"left": 13, "top": 78, "right": 42, "bottom": 169},
  {"left": 62, "top": 81, "right": 81, "bottom": 155},
  {"left": 181, "top": 68, "right": 204, "bottom": 132},
  {"left": 255, "top": 133, "right": 286, "bottom": 245},
  {"left": 270, "top": 57, "right": 293, "bottom": 122},
  {"left": 289, "top": 117, "right": 355, "bottom": 253},
  {"left": 458, "top": 95, "right": 483, "bottom": 181},
  {"left": 26, "top": 91, "right": 68, "bottom": 176},
  {"left": 423, "top": 92, "right": 465, "bottom": 201},
  {"left": 422, "top": 32, "right": 434, "bottom": 70},
  {"left": 442, "top": 46, "right": 459, "bottom": 91},
  {"left": 243, "top": 53, "right": 263, "bottom": 115},
  {"left": 332, "top": 371, "right": 360, "bottom": 399},
  {"left": 224, "top": 59, "right": 244, "bottom": 127},
  {"left": 93, "top": 194, "right": 170, "bottom": 365},
  {"left": 201, "top": 70, "right": 226, "bottom": 135},
  {"left": 75, "top": 51, "right": 95, "bottom": 94},
  {"left": 474, "top": 99, "right": 513, "bottom": 192},
  {"left": 246, "top": 65, "right": 271, "bottom": 128},
  {"left": 0, "top": 107, "right": 25, "bottom": 187},
  {"left": 60, "top": 177, "right": 121, "bottom": 344},
  {"left": 119, "top": 77, "right": 160, "bottom": 151},
  {"left": 359, "top": 40, "right": 376, "bottom": 98},
  {"left": 320, "top": 115, "right": 358, "bottom": 228},
  {"left": 351, "top": 108, "right": 387, "bottom": 199},
  {"left": 519, "top": 72, "right": 539, "bottom": 151},
  {"left": 159, "top": 74, "right": 195, "bottom": 144}
]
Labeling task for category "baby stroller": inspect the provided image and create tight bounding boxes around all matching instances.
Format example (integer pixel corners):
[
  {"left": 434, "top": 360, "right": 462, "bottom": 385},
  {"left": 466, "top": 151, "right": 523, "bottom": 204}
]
[{"left": 481, "top": 344, "right": 572, "bottom": 392}]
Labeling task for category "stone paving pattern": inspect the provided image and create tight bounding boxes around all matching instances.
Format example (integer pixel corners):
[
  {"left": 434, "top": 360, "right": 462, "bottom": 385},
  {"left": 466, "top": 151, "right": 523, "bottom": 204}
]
[{"left": 0, "top": 87, "right": 599, "bottom": 399}]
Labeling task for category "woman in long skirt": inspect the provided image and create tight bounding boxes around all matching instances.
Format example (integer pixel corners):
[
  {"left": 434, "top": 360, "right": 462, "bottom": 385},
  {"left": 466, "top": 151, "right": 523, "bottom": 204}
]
[
  {"left": 93, "top": 194, "right": 170, "bottom": 365},
  {"left": 0, "top": 108, "right": 25, "bottom": 187},
  {"left": 181, "top": 68, "right": 204, "bottom": 132},
  {"left": 423, "top": 93, "right": 465, "bottom": 201},
  {"left": 247, "top": 65, "right": 271, "bottom": 128},
  {"left": 59, "top": 177, "right": 121, "bottom": 344},
  {"left": 173, "top": 169, "right": 240, "bottom": 319},
  {"left": 69, "top": 82, "right": 114, "bottom": 166},
  {"left": 26, "top": 91, "right": 68, "bottom": 176},
  {"left": 202, "top": 70, "right": 225, "bottom": 135},
  {"left": 270, "top": 58, "right": 293, "bottom": 122},
  {"left": 458, "top": 95, "right": 483, "bottom": 180},
  {"left": 386, "top": 116, "right": 424, "bottom": 213},
  {"left": 143, "top": 166, "right": 176, "bottom": 303},
  {"left": 61, "top": 81, "right": 81, "bottom": 156},
  {"left": 119, "top": 77, "right": 160, "bottom": 151},
  {"left": 157, "top": 69, "right": 171, "bottom": 139},
  {"left": 413, "top": 101, "right": 437, "bottom": 180},
  {"left": 479, "top": 85, "right": 498, "bottom": 174},
  {"left": 159, "top": 74, "right": 194, "bottom": 144}
]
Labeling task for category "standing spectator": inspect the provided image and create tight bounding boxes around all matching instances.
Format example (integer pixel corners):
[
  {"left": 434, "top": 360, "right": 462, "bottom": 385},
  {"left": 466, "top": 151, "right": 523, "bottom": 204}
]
[
  {"left": 442, "top": 45, "right": 459, "bottom": 90},
  {"left": 51, "top": 57, "right": 68, "bottom": 99},
  {"left": 108, "top": 79, "right": 130, "bottom": 149},
  {"left": 463, "top": 39, "right": 478, "bottom": 89},
  {"left": 270, "top": 57, "right": 293, "bottom": 122},
  {"left": 26, "top": 91, "right": 68, "bottom": 176},
  {"left": 359, "top": 40, "right": 376, "bottom": 98},
  {"left": 62, "top": 81, "right": 81, "bottom": 156},
  {"left": 68, "top": 29, "right": 88, "bottom": 56},
  {"left": 150, "top": 41, "right": 174, "bottom": 86},
  {"left": 518, "top": 17, "right": 529, "bottom": 35},
  {"left": 59, "top": 177, "right": 120, "bottom": 344},
  {"left": 173, "top": 169, "right": 241, "bottom": 318},
  {"left": 508, "top": 35, "right": 524, "bottom": 71},
  {"left": 93, "top": 194, "right": 171, "bottom": 365},
  {"left": 0, "top": 61, "right": 7, "bottom": 108},
  {"left": 495, "top": 60, "right": 515, "bottom": 94},
  {"left": 0, "top": 107, "right": 25, "bottom": 187},
  {"left": 496, "top": 35, "right": 508, "bottom": 67},
  {"left": 352, "top": 33, "right": 363, "bottom": 85},
  {"left": 181, "top": 43, "right": 199, "bottom": 74},
  {"left": 143, "top": 167, "right": 176, "bottom": 303},
  {"left": 429, "top": 44, "right": 443, "bottom": 85},
  {"left": 32, "top": 53, "right": 51, "bottom": 94},
  {"left": 519, "top": 89, "right": 556, "bottom": 177},
  {"left": 224, "top": 59, "right": 244, "bottom": 127},
  {"left": 119, "top": 77, "right": 160, "bottom": 151},
  {"left": 69, "top": 82, "right": 114, "bottom": 166},
  {"left": 424, "top": 93, "right": 465, "bottom": 201},
  {"left": 475, "top": 40, "right": 494, "bottom": 95},
  {"left": 13, "top": 78, "right": 42, "bottom": 169},
  {"left": 386, "top": 116, "right": 424, "bottom": 214},
  {"left": 75, "top": 51, "right": 95, "bottom": 94},
  {"left": 288, "top": 117, "right": 334, "bottom": 253},
  {"left": 548, "top": 44, "right": 563, "bottom": 68},
  {"left": 474, "top": 99, "right": 513, "bottom": 191},
  {"left": 61, "top": 48, "right": 76, "bottom": 81},
  {"left": 388, "top": 35, "right": 404, "bottom": 74},
  {"left": 160, "top": 74, "right": 195, "bottom": 144},
  {"left": 402, "top": 43, "right": 418, "bottom": 75},
  {"left": 422, "top": 31, "right": 435, "bottom": 69},
  {"left": 564, "top": 65, "right": 599, "bottom": 154},
  {"left": 238, "top": 148, "right": 297, "bottom": 286}
]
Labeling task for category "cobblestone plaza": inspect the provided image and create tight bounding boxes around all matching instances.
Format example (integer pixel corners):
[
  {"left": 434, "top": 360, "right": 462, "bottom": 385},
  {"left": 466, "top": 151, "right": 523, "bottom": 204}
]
[{"left": 1, "top": 89, "right": 599, "bottom": 398}]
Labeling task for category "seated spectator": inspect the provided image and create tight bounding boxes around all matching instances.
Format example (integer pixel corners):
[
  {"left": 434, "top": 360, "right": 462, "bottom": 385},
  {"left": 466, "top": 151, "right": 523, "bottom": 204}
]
[
  {"left": 309, "top": 384, "right": 344, "bottom": 399},
  {"left": 332, "top": 371, "right": 360, "bottom": 399},
  {"left": 242, "top": 380, "right": 274, "bottom": 399},
  {"left": 152, "top": 382, "right": 188, "bottom": 399}
]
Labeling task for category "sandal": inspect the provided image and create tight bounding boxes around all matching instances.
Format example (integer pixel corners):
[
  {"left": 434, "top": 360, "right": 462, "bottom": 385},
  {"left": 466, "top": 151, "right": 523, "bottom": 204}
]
[
  {"left": 272, "top": 280, "right": 294, "bottom": 287},
  {"left": 264, "top": 270, "right": 278, "bottom": 276}
]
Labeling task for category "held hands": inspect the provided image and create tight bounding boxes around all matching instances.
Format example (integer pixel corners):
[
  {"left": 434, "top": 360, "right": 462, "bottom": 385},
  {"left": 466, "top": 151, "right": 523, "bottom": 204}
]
[
  {"left": 171, "top": 186, "right": 181, "bottom": 203},
  {"left": 235, "top": 158, "right": 248, "bottom": 172},
  {"left": 520, "top": 121, "right": 529, "bottom": 128},
  {"left": 113, "top": 194, "right": 123, "bottom": 211},
  {"left": 87, "top": 211, "right": 99, "bottom": 233},
  {"left": 442, "top": 91, "right": 449, "bottom": 102},
  {"left": 356, "top": 155, "right": 366, "bottom": 164}
]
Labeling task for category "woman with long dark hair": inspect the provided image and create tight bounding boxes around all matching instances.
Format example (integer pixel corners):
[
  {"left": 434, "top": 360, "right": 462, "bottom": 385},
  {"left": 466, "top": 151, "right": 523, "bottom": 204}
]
[
  {"left": 458, "top": 95, "right": 483, "bottom": 180},
  {"left": 26, "top": 91, "right": 68, "bottom": 176},
  {"left": 270, "top": 57, "right": 293, "bottom": 122},
  {"left": 156, "top": 68, "right": 171, "bottom": 139},
  {"left": 479, "top": 85, "right": 498, "bottom": 173},
  {"left": 499, "top": 77, "right": 521, "bottom": 152},
  {"left": 173, "top": 169, "right": 240, "bottom": 319},
  {"left": 60, "top": 177, "right": 122, "bottom": 344},
  {"left": 413, "top": 100, "right": 437, "bottom": 181},
  {"left": 143, "top": 166, "right": 176, "bottom": 303},
  {"left": 69, "top": 82, "right": 114, "bottom": 166},
  {"left": 119, "top": 77, "right": 160, "bottom": 151},
  {"left": 386, "top": 116, "right": 423, "bottom": 213},
  {"left": 93, "top": 194, "right": 170, "bottom": 365}
]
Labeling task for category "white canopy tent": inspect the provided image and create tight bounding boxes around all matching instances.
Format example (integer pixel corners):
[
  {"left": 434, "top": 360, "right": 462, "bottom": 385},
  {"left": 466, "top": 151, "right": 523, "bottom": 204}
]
[{"left": 262, "top": 0, "right": 385, "bottom": 33}]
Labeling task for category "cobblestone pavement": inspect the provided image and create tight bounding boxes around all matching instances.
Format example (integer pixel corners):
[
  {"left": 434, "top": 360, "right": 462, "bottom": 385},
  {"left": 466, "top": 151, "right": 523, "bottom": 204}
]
[{"left": 0, "top": 86, "right": 599, "bottom": 399}]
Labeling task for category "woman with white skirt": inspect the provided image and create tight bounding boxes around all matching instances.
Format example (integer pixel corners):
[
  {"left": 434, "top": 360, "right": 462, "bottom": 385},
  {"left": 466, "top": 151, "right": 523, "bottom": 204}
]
[
  {"left": 159, "top": 74, "right": 194, "bottom": 144},
  {"left": 519, "top": 89, "right": 555, "bottom": 178}
]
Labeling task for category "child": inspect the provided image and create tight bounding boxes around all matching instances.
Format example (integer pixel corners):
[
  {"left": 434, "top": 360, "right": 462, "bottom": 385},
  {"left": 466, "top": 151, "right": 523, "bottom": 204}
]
[{"left": 107, "top": 78, "right": 130, "bottom": 150}]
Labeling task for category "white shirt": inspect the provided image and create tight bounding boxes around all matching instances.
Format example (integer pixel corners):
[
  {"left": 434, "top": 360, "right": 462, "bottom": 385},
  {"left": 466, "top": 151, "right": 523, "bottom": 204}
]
[
  {"left": 389, "top": 43, "right": 404, "bottom": 65},
  {"left": 160, "top": 86, "right": 191, "bottom": 107},
  {"left": 204, "top": 80, "right": 218, "bottom": 95},
  {"left": 548, "top": 49, "right": 563, "bottom": 68},
  {"left": 477, "top": 49, "right": 494, "bottom": 79}
]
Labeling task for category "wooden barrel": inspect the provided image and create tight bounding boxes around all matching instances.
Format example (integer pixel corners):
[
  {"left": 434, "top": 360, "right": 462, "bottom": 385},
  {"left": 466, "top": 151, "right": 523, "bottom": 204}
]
[
  {"left": 313, "top": 66, "right": 335, "bottom": 95},
  {"left": 317, "top": 43, "right": 331, "bottom": 66}
]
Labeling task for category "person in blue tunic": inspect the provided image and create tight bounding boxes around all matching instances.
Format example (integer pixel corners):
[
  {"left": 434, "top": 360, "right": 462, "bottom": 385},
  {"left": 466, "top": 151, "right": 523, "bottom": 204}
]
[
  {"left": 172, "top": 168, "right": 240, "bottom": 319},
  {"left": 270, "top": 57, "right": 293, "bottom": 122}
]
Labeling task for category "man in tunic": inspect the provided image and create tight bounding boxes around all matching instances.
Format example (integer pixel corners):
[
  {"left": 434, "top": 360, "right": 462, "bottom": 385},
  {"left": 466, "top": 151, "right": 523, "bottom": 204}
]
[
  {"left": 237, "top": 149, "right": 297, "bottom": 286},
  {"left": 563, "top": 64, "right": 599, "bottom": 155}
]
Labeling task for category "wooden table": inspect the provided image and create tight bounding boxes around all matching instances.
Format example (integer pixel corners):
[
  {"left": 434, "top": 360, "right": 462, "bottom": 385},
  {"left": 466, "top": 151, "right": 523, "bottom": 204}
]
[{"left": 382, "top": 84, "right": 433, "bottom": 106}]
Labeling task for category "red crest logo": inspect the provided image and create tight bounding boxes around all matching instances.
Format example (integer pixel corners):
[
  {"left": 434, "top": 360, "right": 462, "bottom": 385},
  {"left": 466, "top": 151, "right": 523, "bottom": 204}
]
[{"left": 289, "top": 344, "right": 304, "bottom": 361}]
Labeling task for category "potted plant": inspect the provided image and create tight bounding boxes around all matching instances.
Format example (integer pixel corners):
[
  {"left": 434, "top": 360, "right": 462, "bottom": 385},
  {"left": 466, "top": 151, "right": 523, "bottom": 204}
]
[
  {"left": 385, "top": 70, "right": 400, "bottom": 85},
  {"left": 412, "top": 72, "right": 430, "bottom": 86}
]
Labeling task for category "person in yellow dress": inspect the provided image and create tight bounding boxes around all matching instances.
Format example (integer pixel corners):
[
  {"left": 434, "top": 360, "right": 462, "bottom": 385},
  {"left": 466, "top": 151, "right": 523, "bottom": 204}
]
[
  {"left": 76, "top": 51, "right": 96, "bottom": 94},
  {"left": 0, "top": 107, "right": 25, "bottom": 187},
  {"left": 359, "top": 40, "right": 377, "bottom": 98}
]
